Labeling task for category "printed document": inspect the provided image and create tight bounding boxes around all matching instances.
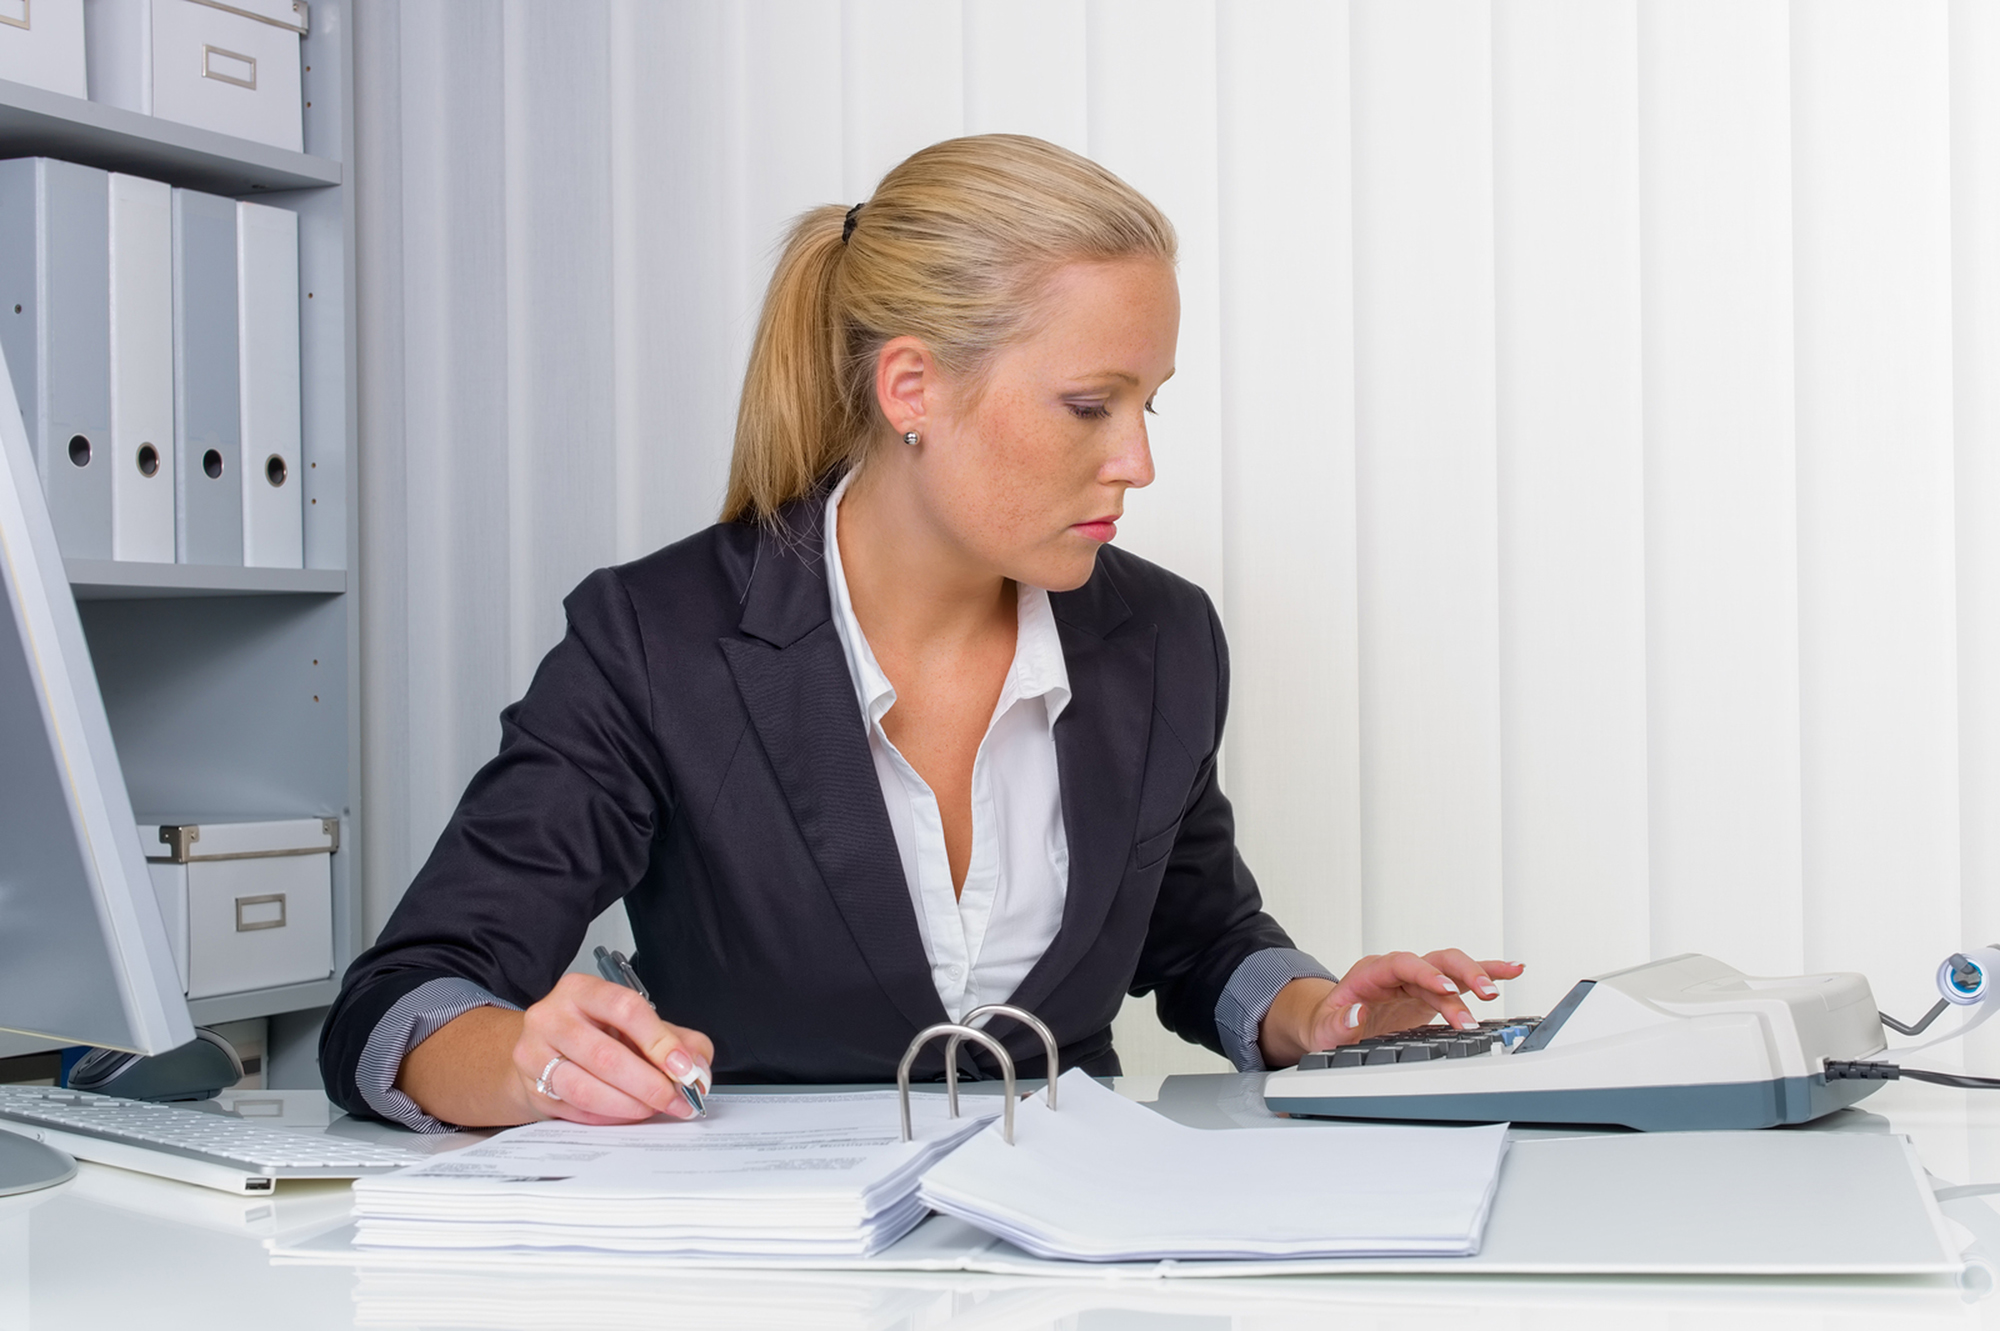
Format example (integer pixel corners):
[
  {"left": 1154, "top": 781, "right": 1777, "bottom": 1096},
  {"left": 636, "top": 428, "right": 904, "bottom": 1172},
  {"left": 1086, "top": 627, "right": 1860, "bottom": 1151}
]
[
  {"left": 918, "top": 1069, "right": 1508, "bottom": 1260},
  {"left": 354, "top": 1090, "right": 992, "bottom": 1257}
]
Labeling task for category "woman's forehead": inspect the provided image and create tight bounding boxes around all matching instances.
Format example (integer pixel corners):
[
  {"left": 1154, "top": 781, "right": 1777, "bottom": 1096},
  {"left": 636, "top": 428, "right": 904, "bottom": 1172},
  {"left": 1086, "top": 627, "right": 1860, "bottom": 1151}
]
[{"left": 1007, "top": 259, "right": 1180, "bottom": 370}]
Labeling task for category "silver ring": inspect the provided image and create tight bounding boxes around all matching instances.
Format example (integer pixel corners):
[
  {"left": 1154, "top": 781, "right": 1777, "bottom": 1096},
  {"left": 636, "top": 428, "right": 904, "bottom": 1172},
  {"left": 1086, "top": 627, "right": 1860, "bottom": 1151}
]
[{"left": 534, "top": 1053, "right": 567, "bottom": 1101}]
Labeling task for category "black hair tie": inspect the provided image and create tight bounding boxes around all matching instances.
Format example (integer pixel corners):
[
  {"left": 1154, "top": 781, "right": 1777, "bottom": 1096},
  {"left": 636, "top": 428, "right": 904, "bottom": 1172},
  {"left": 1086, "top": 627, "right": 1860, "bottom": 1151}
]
[{"left": 843, "top": 202, "right": 863, "bottom": 244}]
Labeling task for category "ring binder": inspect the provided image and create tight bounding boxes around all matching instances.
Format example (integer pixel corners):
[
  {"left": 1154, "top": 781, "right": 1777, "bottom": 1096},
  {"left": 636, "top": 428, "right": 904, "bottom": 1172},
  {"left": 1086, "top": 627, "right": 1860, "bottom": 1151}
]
[
  {"left": 898, "top": 1023, "right": 1016, "bottom": 1145},
  {"left": 897, "top": 1003, "right": 1058, "bottom": 1146},
  {"left": 949, "top": 1004, "right": 1060, "bottom": 1112}
]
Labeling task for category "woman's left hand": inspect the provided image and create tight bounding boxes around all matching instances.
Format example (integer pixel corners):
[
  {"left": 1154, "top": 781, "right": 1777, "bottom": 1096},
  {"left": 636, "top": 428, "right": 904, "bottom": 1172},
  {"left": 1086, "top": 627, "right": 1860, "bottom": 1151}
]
[{"left": 1258, "top": 951, "right": 1526, "bottom": 1069}]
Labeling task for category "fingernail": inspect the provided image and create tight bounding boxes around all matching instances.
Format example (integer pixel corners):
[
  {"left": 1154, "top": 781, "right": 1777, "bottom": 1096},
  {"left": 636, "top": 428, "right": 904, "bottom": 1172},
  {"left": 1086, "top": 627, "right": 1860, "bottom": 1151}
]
[
  {"left": 1438, "top": 977, "right": 1460, "bottom": 993},
  {"left": 665, "top": 1048, "right": 694, "bottom": 1078},
  {"left": 1474, "top": 975, "right": 1497, "bottom": 998},
  {"left": 1455, "top": 1012, "right": 1477, "bottom": 1030},
  {"left": 1343, "top": 1003, "right": 1365, "bottom": 1029},
  {"left": 694, "top": 1059, "right": 713, "bottom": 1092}
]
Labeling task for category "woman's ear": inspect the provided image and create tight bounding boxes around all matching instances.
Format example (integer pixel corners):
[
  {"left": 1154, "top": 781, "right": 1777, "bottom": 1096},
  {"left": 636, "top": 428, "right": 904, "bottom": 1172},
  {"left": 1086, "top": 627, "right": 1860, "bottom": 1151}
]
[{"left": 874, "top": 336, "right": 934, "bottom": 438}]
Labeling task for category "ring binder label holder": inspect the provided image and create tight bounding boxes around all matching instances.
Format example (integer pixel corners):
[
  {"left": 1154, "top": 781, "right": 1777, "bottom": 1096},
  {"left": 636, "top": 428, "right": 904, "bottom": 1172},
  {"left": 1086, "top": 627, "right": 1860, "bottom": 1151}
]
[{"left": 897, "top": 1003, "right": 1056, "bottom": 1146}]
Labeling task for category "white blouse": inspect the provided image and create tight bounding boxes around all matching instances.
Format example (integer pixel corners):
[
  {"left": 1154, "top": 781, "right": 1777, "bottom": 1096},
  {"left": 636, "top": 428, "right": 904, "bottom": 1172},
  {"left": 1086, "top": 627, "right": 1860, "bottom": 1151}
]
[{"left": 822, "top": 471, "right": 1072, "bottom": 1023}]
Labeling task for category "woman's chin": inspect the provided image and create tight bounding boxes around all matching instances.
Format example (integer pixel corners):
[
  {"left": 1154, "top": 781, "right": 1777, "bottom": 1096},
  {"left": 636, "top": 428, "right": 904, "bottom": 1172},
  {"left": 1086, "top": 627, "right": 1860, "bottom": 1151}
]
[{"left": 1019, "top": 548, "right": 1102, "bottom": 594}]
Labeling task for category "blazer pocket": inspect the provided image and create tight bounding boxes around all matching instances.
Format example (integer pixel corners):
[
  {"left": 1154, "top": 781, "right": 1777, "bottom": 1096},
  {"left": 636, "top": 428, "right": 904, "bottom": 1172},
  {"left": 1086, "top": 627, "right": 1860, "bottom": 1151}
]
[{"left": 1130, "top": 822, "right": 1180, "bottom": 871}]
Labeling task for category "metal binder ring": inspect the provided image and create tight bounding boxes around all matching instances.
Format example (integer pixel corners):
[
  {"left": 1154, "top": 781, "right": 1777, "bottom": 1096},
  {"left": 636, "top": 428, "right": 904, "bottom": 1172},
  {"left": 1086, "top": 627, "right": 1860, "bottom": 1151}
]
[
  {"left": 897, "top": 1023, "right": 1016, "bottom": 1145},
  {"left": 948, "top": 1004, "right": 1060, "bottom": 1112}
]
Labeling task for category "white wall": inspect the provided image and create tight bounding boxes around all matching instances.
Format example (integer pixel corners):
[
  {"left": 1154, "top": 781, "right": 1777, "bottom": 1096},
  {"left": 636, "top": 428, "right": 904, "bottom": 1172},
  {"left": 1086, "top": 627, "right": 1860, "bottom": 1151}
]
[{"left": 355, "top": 0, "right": 2000, "bottom": 1075}]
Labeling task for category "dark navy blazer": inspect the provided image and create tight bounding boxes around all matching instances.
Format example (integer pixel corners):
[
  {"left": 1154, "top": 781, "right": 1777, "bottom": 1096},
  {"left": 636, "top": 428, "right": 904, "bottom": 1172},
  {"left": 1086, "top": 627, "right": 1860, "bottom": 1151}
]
[{"left": 319, "top": 497, "right": 1296, "bottom": 1116}]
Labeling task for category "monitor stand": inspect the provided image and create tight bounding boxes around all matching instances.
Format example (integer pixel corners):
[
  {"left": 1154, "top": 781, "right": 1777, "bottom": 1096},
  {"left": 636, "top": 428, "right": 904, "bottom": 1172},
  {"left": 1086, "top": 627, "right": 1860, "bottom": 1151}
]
[{"left": 0, "top": 1131, "right": 76, "bottom": 1196}]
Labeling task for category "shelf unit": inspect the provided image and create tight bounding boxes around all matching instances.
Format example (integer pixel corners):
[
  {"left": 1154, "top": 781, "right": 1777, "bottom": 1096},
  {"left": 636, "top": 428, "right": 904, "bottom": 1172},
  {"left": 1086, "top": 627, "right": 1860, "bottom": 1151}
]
[
  {"left": 66, "top": 558, "right": 346, "bottom": 599},
  {"left": 0, "top": 8, "right": 358, "bottom": 1062}
]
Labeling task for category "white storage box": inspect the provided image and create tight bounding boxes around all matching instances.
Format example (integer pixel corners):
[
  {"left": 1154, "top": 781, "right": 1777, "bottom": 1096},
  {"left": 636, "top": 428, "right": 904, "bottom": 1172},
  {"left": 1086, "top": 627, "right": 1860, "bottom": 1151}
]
[
  {"left": 0, "top": 0, "right": 88, "bottom": 99},
  {"left": 85, "top": 0, "right": 306, "bottom": 152},
  {"left": 140, "top": 816, "right": 336, "bottom": 1000}
]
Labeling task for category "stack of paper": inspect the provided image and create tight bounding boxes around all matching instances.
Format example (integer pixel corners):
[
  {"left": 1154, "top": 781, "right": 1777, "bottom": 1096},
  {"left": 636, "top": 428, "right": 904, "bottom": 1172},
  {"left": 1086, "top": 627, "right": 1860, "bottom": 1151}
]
[
  {"left": 353, "top": 1091, "right": 993, "bottom": 1258},
  {"left": 918, "top": 1070, "right": 1509, "bottom": 1261}
]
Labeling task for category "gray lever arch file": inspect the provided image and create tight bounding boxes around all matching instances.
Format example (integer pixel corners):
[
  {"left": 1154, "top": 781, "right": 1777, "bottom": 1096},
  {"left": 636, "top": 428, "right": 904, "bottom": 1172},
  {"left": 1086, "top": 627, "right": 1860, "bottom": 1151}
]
[
  {"left": 172, "top": 187, "right": 242, "bottom": 566},
  {"left": 108, "top": 173, "right": 176, "bottom": 564},
  {"left": 237, "top": 200, "right": 302, "bottom": 568},
  {"left": 0, "top": 158, "right": 113, "bottom": 560}
]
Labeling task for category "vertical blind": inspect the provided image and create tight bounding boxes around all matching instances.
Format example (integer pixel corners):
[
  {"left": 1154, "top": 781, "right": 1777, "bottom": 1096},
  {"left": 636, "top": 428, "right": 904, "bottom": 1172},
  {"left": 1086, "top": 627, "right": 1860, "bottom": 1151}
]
[{"left": 356, "top": 0, "right": 2000, "bottom": 1075}]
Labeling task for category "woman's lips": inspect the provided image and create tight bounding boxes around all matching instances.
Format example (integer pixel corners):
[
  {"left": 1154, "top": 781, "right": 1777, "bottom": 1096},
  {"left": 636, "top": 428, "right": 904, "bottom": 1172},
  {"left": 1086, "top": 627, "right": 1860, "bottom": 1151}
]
[{"left": 1073, "top": 517, "right": 1119, "bottom": 543}]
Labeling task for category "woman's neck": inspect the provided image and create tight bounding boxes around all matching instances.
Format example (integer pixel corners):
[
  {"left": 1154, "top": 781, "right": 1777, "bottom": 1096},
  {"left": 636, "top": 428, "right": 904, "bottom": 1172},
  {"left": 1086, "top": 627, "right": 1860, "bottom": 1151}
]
[{"left": 835, "top": 462, "right": 1015, "bottom": 665}]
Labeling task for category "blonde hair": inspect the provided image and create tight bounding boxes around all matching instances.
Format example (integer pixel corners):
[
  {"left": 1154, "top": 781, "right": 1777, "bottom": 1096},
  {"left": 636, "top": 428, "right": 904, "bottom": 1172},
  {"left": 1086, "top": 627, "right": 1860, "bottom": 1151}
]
[{"left": 722, "top": 134, "right": 1177, "bottom": 524}]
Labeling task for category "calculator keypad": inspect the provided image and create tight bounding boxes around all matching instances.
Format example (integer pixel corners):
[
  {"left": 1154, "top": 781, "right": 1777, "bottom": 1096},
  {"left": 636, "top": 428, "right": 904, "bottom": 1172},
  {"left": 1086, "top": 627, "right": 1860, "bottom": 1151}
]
[{"left": 1295, "top": 1017, "right": 1544, "bottom": 1071}]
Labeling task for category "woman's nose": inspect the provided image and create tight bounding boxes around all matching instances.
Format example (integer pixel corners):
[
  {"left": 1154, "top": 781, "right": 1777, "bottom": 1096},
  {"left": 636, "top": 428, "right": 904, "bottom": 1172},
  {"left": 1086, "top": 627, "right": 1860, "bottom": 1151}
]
[{"left": 1104, "top": 421, "right": 1155, "bottom": 490}]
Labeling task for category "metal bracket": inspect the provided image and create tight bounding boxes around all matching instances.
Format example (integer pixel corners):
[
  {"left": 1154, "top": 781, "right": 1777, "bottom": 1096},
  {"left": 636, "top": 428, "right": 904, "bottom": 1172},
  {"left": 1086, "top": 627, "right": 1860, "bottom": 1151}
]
[
  {"left": 154, "top": 821, "right": 338, "bottom": 863},
  {"left": 158, "top": 824, "right": 200, "bottom": 863},
  {"left": 187, "top": 0, "right": 308, "bottom": 36}
]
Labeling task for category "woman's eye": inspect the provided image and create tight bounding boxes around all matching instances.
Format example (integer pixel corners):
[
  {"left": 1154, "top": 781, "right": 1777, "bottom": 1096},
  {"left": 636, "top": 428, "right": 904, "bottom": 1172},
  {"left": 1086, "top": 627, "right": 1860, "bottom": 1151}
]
[
  {"left": 1068, "top": 402, "right": 1111, "bottom": 420},
  {"left": 1144, "top": 398, "right": 1159, "bottom": 416}
]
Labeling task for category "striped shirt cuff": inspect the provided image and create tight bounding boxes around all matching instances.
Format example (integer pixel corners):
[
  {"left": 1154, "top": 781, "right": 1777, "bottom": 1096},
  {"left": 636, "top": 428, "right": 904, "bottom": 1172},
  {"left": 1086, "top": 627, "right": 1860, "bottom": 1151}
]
[
  {"left": 1215, "top": 947, "right": 1338, "bottom": 1072},
  {"left": 355, "top": 976, "right": 521, "bottom": 1133}
]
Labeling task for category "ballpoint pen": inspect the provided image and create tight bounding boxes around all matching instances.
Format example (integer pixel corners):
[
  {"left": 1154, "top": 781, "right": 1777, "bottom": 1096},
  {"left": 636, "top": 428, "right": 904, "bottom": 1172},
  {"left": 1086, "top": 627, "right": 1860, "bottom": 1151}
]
[{"left": 593, "top": 944, "right": 708, "bottom": 1118}]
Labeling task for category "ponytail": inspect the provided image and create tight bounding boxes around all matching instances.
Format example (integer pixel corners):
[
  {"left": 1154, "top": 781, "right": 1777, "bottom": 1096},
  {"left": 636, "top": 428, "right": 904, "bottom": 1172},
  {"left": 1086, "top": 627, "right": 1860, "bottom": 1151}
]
[
  {"left": 723, "top": 206, "right": 854, "bottom": 524},
  {"left": 721, "top": 135, "right": 1176, "bottom": 525}
]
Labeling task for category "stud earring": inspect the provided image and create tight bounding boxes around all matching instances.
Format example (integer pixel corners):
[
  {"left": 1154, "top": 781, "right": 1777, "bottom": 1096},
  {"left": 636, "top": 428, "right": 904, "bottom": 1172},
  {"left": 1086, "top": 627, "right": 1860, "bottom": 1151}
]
[{"left": 903, "top": 431, "right": 920, "bottom": 447}]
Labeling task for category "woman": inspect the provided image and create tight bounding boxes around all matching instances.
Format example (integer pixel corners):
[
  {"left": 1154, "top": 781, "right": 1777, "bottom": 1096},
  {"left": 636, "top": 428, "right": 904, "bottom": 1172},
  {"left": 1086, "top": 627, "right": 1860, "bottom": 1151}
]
[{"left": 321, "top": 135, "right": 1522, "bottom": 1130}]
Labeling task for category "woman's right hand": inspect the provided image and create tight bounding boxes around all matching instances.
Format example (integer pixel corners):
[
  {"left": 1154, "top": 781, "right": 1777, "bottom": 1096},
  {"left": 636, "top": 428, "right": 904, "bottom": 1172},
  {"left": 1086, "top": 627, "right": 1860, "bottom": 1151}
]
[{"left": 511, "top": 972, "right": 715, "bottom": 1125}]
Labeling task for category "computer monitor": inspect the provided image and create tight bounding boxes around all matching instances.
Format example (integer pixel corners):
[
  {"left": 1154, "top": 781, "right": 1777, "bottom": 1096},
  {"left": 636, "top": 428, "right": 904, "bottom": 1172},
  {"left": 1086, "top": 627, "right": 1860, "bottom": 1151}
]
[{"left": 0, "top": 342, "right": 192, "bottom": 1193}]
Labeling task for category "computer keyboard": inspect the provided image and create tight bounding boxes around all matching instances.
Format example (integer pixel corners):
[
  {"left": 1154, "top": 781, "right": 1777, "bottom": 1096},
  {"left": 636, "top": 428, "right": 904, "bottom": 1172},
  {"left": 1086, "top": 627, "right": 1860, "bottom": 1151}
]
[
  {"left": 0, "top": 1083, "right": 426, "bottom": 1194},
  {"left": 1266, "top": 953, "right": 1892, "bottom": 1131}
]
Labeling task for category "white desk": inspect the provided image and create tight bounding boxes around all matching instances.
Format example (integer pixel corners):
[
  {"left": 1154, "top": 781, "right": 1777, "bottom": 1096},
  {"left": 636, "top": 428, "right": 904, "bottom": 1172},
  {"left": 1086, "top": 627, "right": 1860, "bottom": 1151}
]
[{"left": 4, "top": 1074, "right": 1996, "bottom": 1330}]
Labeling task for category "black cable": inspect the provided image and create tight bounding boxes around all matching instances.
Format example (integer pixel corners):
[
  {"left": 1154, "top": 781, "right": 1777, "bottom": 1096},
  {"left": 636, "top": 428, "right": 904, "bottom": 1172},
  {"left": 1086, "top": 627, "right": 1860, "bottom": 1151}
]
[
  {"left": 1880, "top": 998, "right": 1950, "bottom": 1037},
  {"left": 1899, "top": 1068, "right": 2000, "bottom": 1091},
  {"left": 1825, "top": 1059, "right": 2000, "bottom": 1091}
]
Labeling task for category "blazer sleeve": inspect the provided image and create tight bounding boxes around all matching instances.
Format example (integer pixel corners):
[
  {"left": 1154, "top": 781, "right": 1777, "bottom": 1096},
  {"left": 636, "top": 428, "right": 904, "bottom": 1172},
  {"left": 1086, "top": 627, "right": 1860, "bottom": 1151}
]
[
  {"left": 318, "top": 568, "right": 673, "bottom": 1118},
  {"left": 1125, "top": 594, "right": 1298, "bottom": 1056}
]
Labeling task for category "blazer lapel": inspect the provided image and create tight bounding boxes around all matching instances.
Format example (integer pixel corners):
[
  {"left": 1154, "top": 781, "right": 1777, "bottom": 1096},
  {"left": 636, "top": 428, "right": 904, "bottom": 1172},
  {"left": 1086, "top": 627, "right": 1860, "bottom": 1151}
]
[
  {"left": 719, "top": 510, "right": 945, "bottom": 1038},
  {"left": 1005, "top": 568, "right": 1156, "bottom": 1017}
]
